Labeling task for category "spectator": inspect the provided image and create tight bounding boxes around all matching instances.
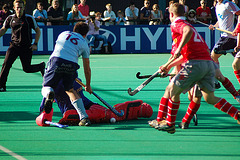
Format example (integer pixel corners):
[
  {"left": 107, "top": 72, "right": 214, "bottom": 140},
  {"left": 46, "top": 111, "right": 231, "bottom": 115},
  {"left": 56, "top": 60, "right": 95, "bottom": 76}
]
[
  {"left": 163, "top": 0, "right": 174, "bottom": 24},
  {"left": 0, "top": 4, "right": 12, "bottom": 26},
  {"left": 210, "top": 0, "right": 217, "bottom": 24},
  {"left": 103, "top": 3, "right": 116, "bottom": 26},
  {"left": 67, "top": 4, "right": 85, "bottom": 25},
  {"left": 86, "top": 12, "right": 109, "bottom": 53},
  {"left": 149, "top": 4, "right": 163, "bottom": 25},
  {"left": 196, "top": 0, "right": 212, "bottom": 24},
  {"left": 115, "top": 10, "right": 126, "bottom": 25},
  {"left": 179, "top": 0, "right": 189, "bottom": 16},
  {"left": 125, "top": 1, "right": 139, "bottom": 25},
  {"left": 33, "top": 2, "right": 48, "bottom": 26},
  {"left": 187, "top": 9, "right": 197, "bottom": 24},
  {"left": 47, "top": 0, "right": 64, "bottom": 25},
  {"left": 140, "top": 0, "right": 152, "bottom": 25},
  {"left": 78, "top": 0, "right": 89, "bottom": 18}
]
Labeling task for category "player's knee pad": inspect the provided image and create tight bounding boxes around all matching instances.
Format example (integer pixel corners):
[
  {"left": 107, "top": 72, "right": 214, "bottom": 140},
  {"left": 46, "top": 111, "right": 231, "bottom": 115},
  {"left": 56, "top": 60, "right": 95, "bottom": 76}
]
[
  {"left": 86, "top": 104, "right": 107, "bottom": 123},
  {"left": 36, "top": 108, "right": 53, "bottom": 126},
  {"left": 41, "top": 86, "right": 54, "bottom": 98},
  {"left": 138, "top": 103, "right": 153, "bottom": 118},
  {"left": 59, "top": 109, "right": 80, "bottom": 125}
]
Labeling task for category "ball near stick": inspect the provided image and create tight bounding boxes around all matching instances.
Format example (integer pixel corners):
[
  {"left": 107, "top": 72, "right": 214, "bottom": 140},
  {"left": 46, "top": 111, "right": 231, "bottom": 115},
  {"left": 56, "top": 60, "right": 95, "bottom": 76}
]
[{"left": 110, "top": 117, "right": 116, "bottom": 123}]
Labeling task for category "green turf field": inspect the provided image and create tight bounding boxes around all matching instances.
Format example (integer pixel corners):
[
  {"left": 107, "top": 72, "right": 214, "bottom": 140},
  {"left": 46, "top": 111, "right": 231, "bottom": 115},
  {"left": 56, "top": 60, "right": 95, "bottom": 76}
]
[{"left": 0, "top": 54, "right": 239, "bottom": 160}]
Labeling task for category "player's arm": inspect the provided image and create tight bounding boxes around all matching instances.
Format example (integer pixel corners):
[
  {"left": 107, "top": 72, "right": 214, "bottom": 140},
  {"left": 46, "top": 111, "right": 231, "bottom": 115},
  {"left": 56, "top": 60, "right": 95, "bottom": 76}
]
[
  {"left": 174, "top": 25, "right": 193, "bottom": 59},
  {"left": 82, "top": 58, "right": 92, "bottom": 93},
  {"left": 30, "top": 27, "right": 41, "bottom": 51},
  {"left": 0, "top": 26, "right": 7, "bottom": 38}
]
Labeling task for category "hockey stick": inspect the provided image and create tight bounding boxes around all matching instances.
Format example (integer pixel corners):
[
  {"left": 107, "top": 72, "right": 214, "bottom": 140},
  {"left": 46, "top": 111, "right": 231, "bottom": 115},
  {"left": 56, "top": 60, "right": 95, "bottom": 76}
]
[
  {"left": 45, "top": 121, "right": 69, "bottom": 128},
  {"left": 136, "top": 72, "right": 175, "bottom": 79},
  {"left": 76, "top": 79, "right": 124, "bottom": 117},
  {"left": 128, "top": 57, "right": 175, "bottom": 96},
  {"left": 195, "top": 20, "right": 233, "bottom": 34}
]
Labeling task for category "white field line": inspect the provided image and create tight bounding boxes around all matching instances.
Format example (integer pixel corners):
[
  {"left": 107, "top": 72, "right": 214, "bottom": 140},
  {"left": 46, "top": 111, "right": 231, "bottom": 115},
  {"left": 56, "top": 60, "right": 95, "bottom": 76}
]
[{"left": 0, "top": 145, "right": 27, "bottom": 160}]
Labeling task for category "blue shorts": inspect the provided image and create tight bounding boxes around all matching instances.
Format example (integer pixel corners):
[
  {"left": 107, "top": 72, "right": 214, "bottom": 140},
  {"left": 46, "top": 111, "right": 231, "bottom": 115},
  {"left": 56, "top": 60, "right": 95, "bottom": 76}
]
[
  {"left": 42, "top": 57, "right": 79, "bottom": 91},
  {"left": 212, "top": 37, "right": 237, "bottom": 55}
]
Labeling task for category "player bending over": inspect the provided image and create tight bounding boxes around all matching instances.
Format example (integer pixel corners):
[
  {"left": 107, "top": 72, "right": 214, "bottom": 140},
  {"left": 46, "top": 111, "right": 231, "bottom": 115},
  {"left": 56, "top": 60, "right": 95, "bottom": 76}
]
[
  {"left": 36, "top": 78, "right": 153, "bottom": 126},
  {"left": 41, "top": 22, "right": 92, "bottom": 126}
]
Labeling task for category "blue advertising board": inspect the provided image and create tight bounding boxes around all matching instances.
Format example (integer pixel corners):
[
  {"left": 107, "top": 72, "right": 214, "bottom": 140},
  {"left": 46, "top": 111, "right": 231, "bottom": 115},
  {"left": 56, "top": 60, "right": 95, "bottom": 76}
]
[{"left": 0, "top": 25, "right": 221, "bottom": 55}]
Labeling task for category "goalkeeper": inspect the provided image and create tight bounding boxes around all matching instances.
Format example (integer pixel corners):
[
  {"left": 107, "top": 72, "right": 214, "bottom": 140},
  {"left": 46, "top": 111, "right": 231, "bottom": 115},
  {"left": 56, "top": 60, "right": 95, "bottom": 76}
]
[{"left": 36, "top": 78, "right": 153, "bottom": 126}]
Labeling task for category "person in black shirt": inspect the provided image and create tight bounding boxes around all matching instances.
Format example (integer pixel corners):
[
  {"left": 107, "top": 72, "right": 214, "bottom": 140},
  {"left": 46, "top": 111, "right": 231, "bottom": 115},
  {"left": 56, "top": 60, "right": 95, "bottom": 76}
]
[{"left": 0, "top": 0, "right": 45, "bottom": 92}]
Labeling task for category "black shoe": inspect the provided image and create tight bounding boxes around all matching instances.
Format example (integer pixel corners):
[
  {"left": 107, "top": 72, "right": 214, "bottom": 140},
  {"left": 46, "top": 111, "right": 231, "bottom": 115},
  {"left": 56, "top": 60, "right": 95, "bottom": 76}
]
[
  {"left": 215, "top": 82, "right": 221, "bottom": 89},
  {"left": 40, "top": 62, "right": 46, "bottom": 77},
  {"left": 0, "top": 87, "right": 6, "bottom": 92},
  {"left": 44, "top": 91, "right": 54, "bottom": 114},
  {"left": 178, "top": 122, "right": 189, "bottom": 129}
]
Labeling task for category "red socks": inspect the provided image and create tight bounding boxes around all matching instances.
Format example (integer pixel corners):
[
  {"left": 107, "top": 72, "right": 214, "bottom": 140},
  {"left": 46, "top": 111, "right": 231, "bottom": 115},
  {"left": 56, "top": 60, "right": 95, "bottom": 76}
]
[
  {"left": 157, "top": 97, "right": 168, "bottom": 122},
  {"left": 182, "top": 101, "right": 200, "bottom": 123},
  {"left": 214, "top": 98, "right": 239, "bottom": 120},
  {"left": 222, "top": 77, "right": 239, "bottom": 97},
  {"left": 234, "top": 70, "right": 240, "bottom": 84},
  {"left": 166, "top": 99, "right": 180, "bottom": 126}
]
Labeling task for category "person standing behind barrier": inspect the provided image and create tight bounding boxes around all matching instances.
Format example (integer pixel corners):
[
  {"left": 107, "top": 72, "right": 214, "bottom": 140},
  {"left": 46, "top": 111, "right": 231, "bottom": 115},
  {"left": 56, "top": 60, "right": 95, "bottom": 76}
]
[
  {"left": 116, "top": 10, "right": 126, "bottom": 25},
  {"left": 47, "top": 0, "right": 63, "bottom": 25},
  {"left": 125, "top": 1, "right": 139, "bottom": 25},
  {"left": 78, "top": 0, "right": 89, "bottom": 19},
  {"left": 103, "top": 3, "right": 116, "bottom": 26},
  {"left": 0, "top": 4, "right": 12, "bottom": 26},
  {"left": 149, "top": 4, "right": 163, "bottom": 25},
  {"left": 140, "top": 0, "right": 151, "bottom": 25},
  {"left": 33, "top": 2, "right": 48, "bottom": 26},
  {"left": 67, "top": 4, "right": 85, "bottom": 25},
  {"left": 86, "top": 12, "right": 109, "bottom": 53},
  {"left": 0, "top": 0, "right": 45, "bottom": 92},
  {"left": 196, "top": 0, "right": 212, "bottom": 24}
]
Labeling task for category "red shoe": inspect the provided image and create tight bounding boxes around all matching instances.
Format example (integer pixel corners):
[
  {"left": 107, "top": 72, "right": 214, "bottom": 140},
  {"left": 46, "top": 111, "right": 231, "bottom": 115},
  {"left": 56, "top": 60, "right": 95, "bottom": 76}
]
[{"left": 36, "top": 108, "right": 53, "bottom": 126}]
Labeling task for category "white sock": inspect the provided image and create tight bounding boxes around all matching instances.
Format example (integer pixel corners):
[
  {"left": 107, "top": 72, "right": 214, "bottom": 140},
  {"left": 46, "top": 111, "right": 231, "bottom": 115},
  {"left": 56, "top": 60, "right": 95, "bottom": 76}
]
[{"left": 72, "top": 98, "right": 88, "bottom": 120}]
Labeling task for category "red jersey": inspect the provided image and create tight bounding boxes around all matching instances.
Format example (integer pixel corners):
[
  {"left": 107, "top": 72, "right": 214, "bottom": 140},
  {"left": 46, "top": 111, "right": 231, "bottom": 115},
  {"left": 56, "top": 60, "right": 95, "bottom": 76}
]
[
  {"left": 170, "top": 17, "right": 211, "bottom": 61},
  {"left": 196, "top": 7, "right": 211, "bottom": 24},
  {"left": 78, "top": 4, "right": 89, "bottom": 17}
]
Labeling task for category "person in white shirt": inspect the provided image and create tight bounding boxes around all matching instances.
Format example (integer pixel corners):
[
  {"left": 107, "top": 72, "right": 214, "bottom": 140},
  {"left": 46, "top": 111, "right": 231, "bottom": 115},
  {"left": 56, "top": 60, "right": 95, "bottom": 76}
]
[
  {"left": 103, "top": 3, "right": 116, "bottom": 26},
  {"left": 33, "top": 2, "right": 48, "bottom": 26},
  {"left": 40, "top": 22, "right": 92, "bottom": 126},
  {"left": 125, "top": 1, "right": 139, "bottom": 25}
]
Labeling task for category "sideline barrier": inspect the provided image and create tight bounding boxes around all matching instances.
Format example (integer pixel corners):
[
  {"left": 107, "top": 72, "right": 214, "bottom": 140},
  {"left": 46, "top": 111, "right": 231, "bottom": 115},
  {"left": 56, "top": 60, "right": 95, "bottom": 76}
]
[{"left": 0, "top": 25, "right": 221, "bottom": 55}]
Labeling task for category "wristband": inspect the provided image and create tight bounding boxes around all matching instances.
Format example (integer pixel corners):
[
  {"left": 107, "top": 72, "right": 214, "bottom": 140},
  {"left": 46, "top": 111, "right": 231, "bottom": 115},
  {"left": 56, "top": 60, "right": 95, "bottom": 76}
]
[{"left": 33, "top": 42, "right": 38, "bottom": 45}]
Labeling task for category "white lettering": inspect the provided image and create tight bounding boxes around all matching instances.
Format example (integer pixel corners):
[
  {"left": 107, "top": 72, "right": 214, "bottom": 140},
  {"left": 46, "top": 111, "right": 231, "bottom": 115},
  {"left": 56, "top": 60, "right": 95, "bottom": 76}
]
[
  {"left": 120, "top": 28, "right": 140, "bottom": 50},
  {"left": 142, "top": 27, "right": 164, "bottom": 50}
]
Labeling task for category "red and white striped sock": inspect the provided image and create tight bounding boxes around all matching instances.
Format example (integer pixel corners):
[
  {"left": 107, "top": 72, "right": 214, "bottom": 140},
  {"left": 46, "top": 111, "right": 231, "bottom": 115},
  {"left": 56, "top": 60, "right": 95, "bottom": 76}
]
[
  {"left": 166, "top": 99, "right": 180, "bottom": 126},
  {"left": 222, "top": 77, "right": 239, "bottom": 97},
  {"left": 182, "top": 101, "right": 200, "bottom": 123},
  {"left": 214, "top": 98, "right": 239, "bottom": 120},
  {"left": 157, "top": 97, "right": 169, "bottom": 122},
  {"left": 234, "top": 70, "right": 240, "bottom": 84}
]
